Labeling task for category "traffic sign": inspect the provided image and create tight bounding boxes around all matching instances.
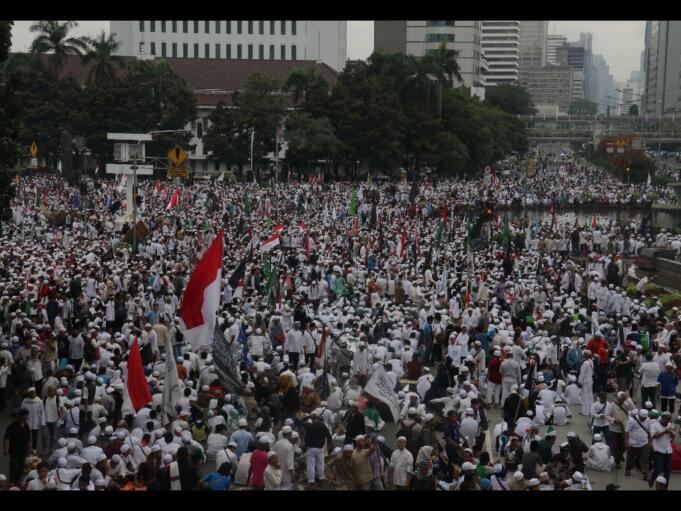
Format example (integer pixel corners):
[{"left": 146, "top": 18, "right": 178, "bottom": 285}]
[
  {"left": 30, "top": 142, "right": 38, "bottom": 158},
  {"left": 167, "top": 145, "right": 188, "bottom": 166},
  {"left": 168, "top": 165, "right": 188, "bottom": 178}
]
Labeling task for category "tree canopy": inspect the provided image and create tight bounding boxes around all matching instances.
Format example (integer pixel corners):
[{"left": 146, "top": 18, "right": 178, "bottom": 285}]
[
  {"left": 568, "top": 99, "right": 598, "bottom": 116},
  {"left": 485, "top": 84, "right": 536, "bottom": 115}
]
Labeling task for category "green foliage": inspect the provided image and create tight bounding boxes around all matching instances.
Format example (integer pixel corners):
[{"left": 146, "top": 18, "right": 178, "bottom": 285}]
[
  {"left": 283, "top": 112, "right": 339, "bottom": 170},
  {"left": 205, "top": 74, "right": 285, "bottom": 178},
  {"left": 628, "top": 104, "right": 639, "bottom": 116},
  {"left": 81, "top": 31, "right": 123, "bottom": 83},
  {"left": 6, "top": 52, "right": 196, "bottom": 170},
  {"left": 29, "top": 21, "right": 88, "bottom": 77},
  {"left": 568, "top": 99, "right": 598, "bottom": 116},
  {"left": 485, "top": 84, "right": 535, "bottom": 115}
]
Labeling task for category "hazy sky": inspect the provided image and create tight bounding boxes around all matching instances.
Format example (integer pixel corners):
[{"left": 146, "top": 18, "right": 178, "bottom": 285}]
[{"left": 10, "top": 20, "right": 644, "bottom": 83}]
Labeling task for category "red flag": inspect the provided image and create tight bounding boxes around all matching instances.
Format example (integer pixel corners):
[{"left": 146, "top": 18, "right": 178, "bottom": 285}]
[
  {"left": 15, "top": 174, "right": 20, "bottom": 186},
  {"left": 166, "top": 189, "right": 179, "bottom": 211},
  {"left": 41, "top": 191, "right": 47, "bottom": 208},
  {"left": 155, "top": 179, "right": 161, "bottom": 193},
  {"left": 127, "top": 337, "right": 152, "bottom": 410},
  {"left": 441, "top": 204, "right": 448, "bottom": 223},
  {"left": 350, "top": 216, "right": 359, "bottom": 237},
  {"left": 317, "top": 328, "right": 327, "bottom": 358},
  {"left": 179, "top": 230, "right": 224, "bottom": 350},
  {"left": 161, "top": 183, "right": 168, "bottom": 202},
  {"left": 592, "top": 215, "right": 597, "bottom": 228}
]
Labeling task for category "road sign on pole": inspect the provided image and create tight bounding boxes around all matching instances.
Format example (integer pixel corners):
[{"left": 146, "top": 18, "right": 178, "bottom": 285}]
[
  {"left": 167, "top": 145, "right": 188, "bottom": 166},
  {"left": 30, "top": 142, "right": 38, "bottom": 158}
]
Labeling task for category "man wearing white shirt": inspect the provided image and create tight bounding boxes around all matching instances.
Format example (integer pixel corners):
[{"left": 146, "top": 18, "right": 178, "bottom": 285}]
[
  {"left": 388, "top": 437, "right": 413, "bottom": 489},
  {"left": 649, "top": 412, "right": 675, "bottom": 488},
  {"left": 624, "top": 409, "right": 651, "bottom": 478}
]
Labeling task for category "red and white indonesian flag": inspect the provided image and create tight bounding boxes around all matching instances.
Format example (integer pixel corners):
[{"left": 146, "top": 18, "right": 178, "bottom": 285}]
[
  {"left": 179, "top": 230, "right": 223, "bottom": 350},
  {"left": 397, "top": 232, "right": 407, "bottom": 259},
  {"left": 166, "top": 188, "right": 179, "bottom": 211},
  {"left": 261, "top": 232, "right": 280, "bottom": 252}
]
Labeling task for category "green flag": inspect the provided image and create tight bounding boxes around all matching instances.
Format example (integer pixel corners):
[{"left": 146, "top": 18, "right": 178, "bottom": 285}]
[
  {"left": 186, "top": 217, "right": 193, "bottom": 229},
  {"left": 349, "top": 188, "right": 357, "bottom": 216},
  {"left": 243, "top": 192, "right": 251, "bottom": 215},
  {"left": 502, "top": 213, "right": 510, "bottom": 250},
  {"left": 203, "top": 219, "right": 210, "bottom": 232}
]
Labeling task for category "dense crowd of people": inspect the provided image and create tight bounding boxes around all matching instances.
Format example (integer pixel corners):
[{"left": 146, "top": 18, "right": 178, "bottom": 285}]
[{"left": 0, "top": 155, "right": 680, "bottom": 492}]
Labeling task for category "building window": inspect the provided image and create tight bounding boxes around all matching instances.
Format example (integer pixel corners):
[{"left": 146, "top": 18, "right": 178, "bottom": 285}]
[
  {"left": 194, "top": 43, "right": 199, "bottom": 58},
  {"left": 226, "top": 44, "right": 231, "bottom": 58},
  {"left": 215, "top": 20, "right": 220, "bottom": 33},
  {"left": 161, "top": 20, "right": 166, "bottom": 32},
  {"left": 237, "top": 21, "right": 242, "bottom": 34},
  {"left": 248, "top": 21, "right": 253, "bottom": 34},
  {"left": 281, "top": 44, "right": 286, "bottom": 59},
  {"left": 292, "top": 21, "right": 296, "bottom": 35},
  {"left": 161, "top": 42, "right": 166, "bottom": 57},
  {"left": 248, "top": 44, "right": 253, "bottom": 59},
  {"left": 281, "top": 20, "right": 286, "bottom": 35},
  {"left": 205, "top": 43, "right": 210, "bottom": 58},
  {"left": 425, "top": 33, "right": 455, "bottom": 43},
  {"left": 150, "top": 42, "right": 155, "bottom": 55},
  {"left": 215, "top": 44, "right": 221, "bottom": 58},
  {"left": 291, "top": 45, "right": 296, "bottom": 60},
  {"left": 172, "top": 42, "right": 177, "bottom": 57},
  {"left": 259, "top": 44, "right": 264, "bottom": 59},
  {"left": 237, "top": 44, "right": 242, "bottom": 59},
  {"left": 259, "top": 20, "right": 264, "bottom": 35},
  {"left": 205, "top": 21, "right": 210, "bottom": 33},
  {"left": 172, "top": 20, "right": 177, "bottom": 33},
  {"left": 269, "top": 44, "right": 274, "bottom": 59},
  {"left": 226, "top": 21, "right": 231, "bottom": 34},
  {"left": 139, "top": 41, "right": 145, "bottom": 54},
  {"left": 150, "top": 21, "right": 156, "bottom": 32},
  {"left": 139, "top": 20, "right": 145, "bottom": 32},
  {"left": 194, "top": 20, "right": 199, "bottom": 33},
  {"left": 270, "top": 20, "right": 275, "bottom": 35},
  {"left": 183, "top": 21, "right": 188, "bottom": 33},
  {"left": 183, "top": 43, "right": 188, "bottom": 58}
]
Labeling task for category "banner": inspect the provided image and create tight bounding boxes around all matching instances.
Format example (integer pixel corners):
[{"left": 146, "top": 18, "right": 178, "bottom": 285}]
[
  {"left": 212, "top": 321, "right": 244, "bottom": 395},
  {"left": 364, "top": 366, "right": 400, "bottom": 422}
]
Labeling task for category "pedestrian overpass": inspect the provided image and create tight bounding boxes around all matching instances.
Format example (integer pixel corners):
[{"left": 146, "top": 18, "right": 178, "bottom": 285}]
[{"left": 518, "top": 114, "right": 681, "bottom": 145}]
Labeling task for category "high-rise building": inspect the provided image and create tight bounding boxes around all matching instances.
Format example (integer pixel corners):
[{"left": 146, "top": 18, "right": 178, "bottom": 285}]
[
  {"left": 518, "top": 21, "right": 548, "bottom": 80},
  {"left": 110, "top": 20, "right": 347, "bottom": 72},
  {"left": 520, "top": 65, "right": 573, "bottom": 114},
  {"left": 546, "top": 34, "right": 566, "bottom": 65},
  {"left": 481, "top": 21, "right": 519, "bottom": 86},
  {"left": 643, "top": 21, "right": 681, "bottom": 116},
  {"left": 374, "top": 20, "right": 483, "bottom": 88}
]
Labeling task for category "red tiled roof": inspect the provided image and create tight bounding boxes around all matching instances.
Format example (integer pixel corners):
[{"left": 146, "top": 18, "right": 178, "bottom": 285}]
[{"left": 19, "top": 54, "right": 337, "bottom": 106}]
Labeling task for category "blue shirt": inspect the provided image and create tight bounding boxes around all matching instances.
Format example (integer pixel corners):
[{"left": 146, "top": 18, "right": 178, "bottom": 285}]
[
  {"left": 658, "top": 371, "right": 678, "bottom": 397},
  {"left": 229, "top": 429, "right": 254, "bottom": 459},
  {"left": 201, "top": 472, "right": 232, "bottom": 491}
]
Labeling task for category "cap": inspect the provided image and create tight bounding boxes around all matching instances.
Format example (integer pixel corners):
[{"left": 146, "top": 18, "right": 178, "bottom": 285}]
[
  {"left": 461, "top": 462, "right": 476, "bottom": 471},
  {"left": 566, "top": 431, "right": 576, "bottom": 438},
  {"left": 528, "top": 478, "right": 540, "bottom": 487},
  {"left": 238, "top": 418, "right": 248, "bottom": 427}
]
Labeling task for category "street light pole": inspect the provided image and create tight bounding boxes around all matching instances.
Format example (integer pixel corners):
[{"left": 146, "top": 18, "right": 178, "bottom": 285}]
[{"left": 131, "top": 159, "right": 138, "bottom": 255}]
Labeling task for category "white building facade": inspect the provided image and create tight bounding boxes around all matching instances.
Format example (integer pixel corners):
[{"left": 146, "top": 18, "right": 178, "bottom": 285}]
[
  {"left": 481, "top": 21, "right": 519, "bottom": 86},
  {"left": 374, "top": 20, "right": 483, "bottom": 88},
  {"left": 110, "top": 20, "right": 347, "bottom": 72},
  {"left": 546, "top": 34, "right": 566, "bottom": 65}
]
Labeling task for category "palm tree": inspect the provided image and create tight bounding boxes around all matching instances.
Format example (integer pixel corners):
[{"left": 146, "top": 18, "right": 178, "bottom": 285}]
[
  {"left": 29, "top": 20, "right": 88, "bottom": 77},
  {"left": 81, "top": 31, "right": 122, "bottom": 83},
  {"left": 428, "top": 41, "right": 463, "bottom": 88},
  {"left": 285, "top": 67, "right": 316, "bottom": 105},
  {"left": 407, "top": 55, "right": 436, "bottom": 113},
  {"left": 425, "top": 41, "right": 463, "bottom": 118}
]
